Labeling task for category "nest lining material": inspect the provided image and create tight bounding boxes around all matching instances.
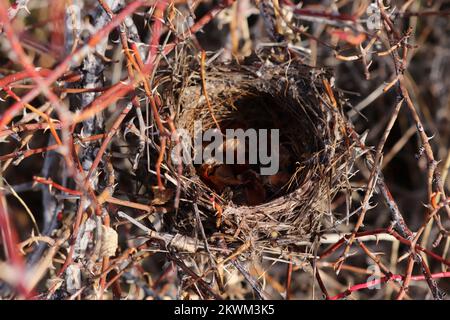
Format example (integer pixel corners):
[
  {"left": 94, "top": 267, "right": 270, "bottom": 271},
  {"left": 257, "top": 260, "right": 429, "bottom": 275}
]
[{"left": 167, "top": 57, "right": 354, "bottom": 251}]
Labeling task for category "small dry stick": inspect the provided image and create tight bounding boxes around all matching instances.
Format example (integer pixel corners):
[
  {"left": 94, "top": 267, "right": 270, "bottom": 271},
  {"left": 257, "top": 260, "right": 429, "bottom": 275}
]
[{"left": 200, "top": 50, "right": 221, "bottom": 131}]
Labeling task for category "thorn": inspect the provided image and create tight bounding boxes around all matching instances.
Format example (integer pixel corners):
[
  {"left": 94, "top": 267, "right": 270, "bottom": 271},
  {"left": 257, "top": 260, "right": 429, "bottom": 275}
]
[
  {"left": 79, "top": 127, "right": 86, "bottom": 139},
  {"left": 359, "top": 130, "right": 369, "bottom": 145},
  {"left": 111, "top": 37, "right": 121, "bottom": 44},
  {"left": 21, "top": 5, "right": 31, "bottom": 15},
  {"left": 422, "top": 203, "right": 433, "bottom": 210},
  {"left": 123, "top": 117, "right": 136, "bottom": 139},
  {"left": 367, "top": 202, "right": 378, "bottom": 210}
]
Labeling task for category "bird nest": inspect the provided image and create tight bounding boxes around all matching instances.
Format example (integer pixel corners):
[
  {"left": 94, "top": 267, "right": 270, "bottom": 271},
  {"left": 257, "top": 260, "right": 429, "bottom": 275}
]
[{"left": 162, "top": 54, "right": 355, "bottom": 256}]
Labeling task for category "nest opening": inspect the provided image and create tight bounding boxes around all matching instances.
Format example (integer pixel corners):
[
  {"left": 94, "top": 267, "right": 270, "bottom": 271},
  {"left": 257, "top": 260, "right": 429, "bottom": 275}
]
[{"left": 193, "top": 90, "right": 321, "bottom": 207}]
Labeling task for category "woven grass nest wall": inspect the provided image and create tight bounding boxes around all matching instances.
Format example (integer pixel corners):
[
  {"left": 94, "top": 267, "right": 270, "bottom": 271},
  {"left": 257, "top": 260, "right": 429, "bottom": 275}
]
[{"left": 163, "top": 53, "right": 355, "bottom": 257}]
